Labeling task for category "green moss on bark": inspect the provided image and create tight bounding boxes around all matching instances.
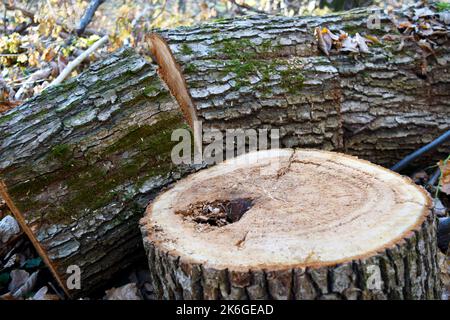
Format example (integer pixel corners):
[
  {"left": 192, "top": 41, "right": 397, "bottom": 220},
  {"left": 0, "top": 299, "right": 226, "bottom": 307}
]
[{"left": 8, "top": 112, "right": 188, "bottom": 224}]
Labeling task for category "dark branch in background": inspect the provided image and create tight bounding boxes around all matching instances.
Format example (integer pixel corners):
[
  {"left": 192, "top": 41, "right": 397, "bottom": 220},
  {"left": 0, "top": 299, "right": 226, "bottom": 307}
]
[
  {"left": 4, "top": 3, "right": 35, "bottom": 20},
  {"left": 75, "top": 0, "right": 106, "bottom": 36},
  {"left": 391, "top": 130, "right": 450, "bottom": 172},
  {"left": 428, "top": 167, "right": 441, "bottom": 187},
  {"left": 438, "top": 217, "right": 450, "bottom": 253},
  {"left": 3, "top": 1, "right": 7, "bottom": 34},
  {"left": 229, "top": 0, "right": 268, "bottom": 15},
  {"left": 4, "top": 2, "right": 35, "bottom": 34}
]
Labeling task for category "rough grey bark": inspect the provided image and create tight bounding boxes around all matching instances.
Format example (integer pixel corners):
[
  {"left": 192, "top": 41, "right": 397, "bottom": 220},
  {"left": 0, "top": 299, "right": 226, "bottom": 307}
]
[
  {"left": 0, "top": 5, "right": 448, "bottom": 298},
  {"left": 0, "top": 48, "right": 197, "bottom": 297},
  {"left": 141, "top": 187, "right": 441, "bottom": 300},
  {"left": 153, "top": 6, "right": 450, "bottom": 167}
]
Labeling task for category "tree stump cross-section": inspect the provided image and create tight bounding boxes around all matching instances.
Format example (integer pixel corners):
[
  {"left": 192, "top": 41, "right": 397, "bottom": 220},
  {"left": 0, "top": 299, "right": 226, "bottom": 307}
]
[{"left": 140, "top": 149, "right": 441, "bottom": 300}]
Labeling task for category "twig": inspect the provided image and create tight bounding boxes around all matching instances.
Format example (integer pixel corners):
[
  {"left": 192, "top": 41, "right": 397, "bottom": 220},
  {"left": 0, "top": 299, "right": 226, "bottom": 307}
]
[
  {"left": 49, "top": 35, "right": 108, "bottom": 87},
  {"left": 390, "top": 130, "right": 450, "bottom": 172},
  {"left": 5, "top": 3, "right": 35, "bottom": 20},
  {"left": 3, "top": 1, "right": 7, "bottom": 33},
  {"left": 48, "top": 281, "right": 66, "bottom": 300},
  {"left": 150, "top": 0, "right": 168, "bottom": 26},
  {"left": 0, "top": 75, "right": 15, "bottom": 99},
  {"left": 428, "top": 167, "right": 441, "bottom": 187},
  {"left": 14, "top": 67, "right": 52, "bottom": 100},
  {"left": 46, "top": 0, "right": 57, "bottom": 19},
  {"left": 75, "top": 0, "right": 106, "bottom": 36},
  {"left": 435, "top": 154, "right": 450, "bottom": 198},
  {"left": 0, "top": 53, "right": 20, "bottom": 57},
  {"left": 229, "top": 0, "right": 268, "bottom": 14},
  {"left": 4, "top": 3, "right": 77, "bottom": 36}
]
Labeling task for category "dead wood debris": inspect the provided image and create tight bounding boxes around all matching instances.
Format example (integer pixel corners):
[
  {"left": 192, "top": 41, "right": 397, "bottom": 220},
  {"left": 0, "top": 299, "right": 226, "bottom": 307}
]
[
  {"left": 176, "top": 198, "right": 253, "bottom": 231},
  {"left": 315, "top": 3, "right": 450, "bottom": 61}
]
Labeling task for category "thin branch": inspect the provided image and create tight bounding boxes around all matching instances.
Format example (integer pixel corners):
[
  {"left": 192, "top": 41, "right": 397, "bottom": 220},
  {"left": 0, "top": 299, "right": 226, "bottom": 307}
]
[
  {"left": 14, "top": 67, "right": 53, "bottom": 101},
  {"left": 390, "top": 130, "right": 450, "bottom": 172},
  {"left": 435, "top": 154, "right": 450, "bottom": 198},
  {"left": 229, "top": 0, "right": 268, "bottom": 14},
  {"left": 46, "top": 0, "right": 57, "bottom": 19},
  {"left": 49, "top": 35, "right": 108, "bottom": 87},
  {"left": 76, "top": 0, "right": 106, "bottom": 36},
  {"left": 4, "top": 3, "right": 35, "bottom": 20},
  {"left": 428, "top": 167, "right": 441, "bottom": 187},
  {"left": 3, "top": 1, "right": 7, "bottom": 33}
]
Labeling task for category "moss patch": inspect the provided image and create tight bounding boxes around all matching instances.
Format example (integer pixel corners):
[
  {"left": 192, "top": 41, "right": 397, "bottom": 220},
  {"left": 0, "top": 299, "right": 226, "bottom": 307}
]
[
  {"left": 437, "top": 2, "right": 450, "bottom": 12},
  {"left": 9, "top": 112, "right": 189, "bottom": 224},
  {"left": 184, "top": 63, "right": 198, "bottom": 74},
  {"left": 180, "top": 43, "right": 193, "bottom": 55},
  {"left": 214, "top": 38, "right": 283, "bottom": 89},
  {"left": 280, "top": 66, "right": 305, "bottom": 94}
]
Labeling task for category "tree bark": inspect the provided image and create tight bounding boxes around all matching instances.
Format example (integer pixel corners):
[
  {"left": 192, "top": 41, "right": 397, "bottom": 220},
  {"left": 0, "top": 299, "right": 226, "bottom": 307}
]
[
  {"left": 0, "top": 4, "right": 448, "bottom": 298},
  {"left": 150, "top": 5, "right": 450, "bottom": 167},
  {"left": 0, "top": 48, "right": 197, "bottom": 297},
  {"left": 141, "top": 149, "right": 442, "bottom": 300}
]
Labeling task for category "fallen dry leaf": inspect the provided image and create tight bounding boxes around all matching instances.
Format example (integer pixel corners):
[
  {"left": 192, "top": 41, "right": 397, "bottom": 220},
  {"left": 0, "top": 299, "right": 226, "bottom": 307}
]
[
  {"left": 439, "top": 159, "right": 450, "bottom": 195},
  {"left": 340, "top": 36, "right": 359, "bottom": 53},
  {"left": 355, "top": 33, "right": 370, "bottom": 53},
  {"left": 439, "top": 12, "right": 450, "bottom": 24},
  {"left": 105, "top": 283, "right": 143, "bottom": 300},
  {"left": 12, "top": 271, "right": 39, "bottom": 298},
  {"left": 29, "top": 286, "right": 59, "bottom": 300},
  {"left": 315, "top": 27, "right": 330, "bottom": 56},
  {"left": 0, "top": 101, "right": 21, "bottom": 114},
  {"left": 413, "top": 7, "right": 435, "bottom": 20},
  {"left": 31, "top": 286, "right": 48, "bottom": 300},
  {"left": 365, "top": 35, "right": 381, "bottom": 45},
  {"left": 8, "top": 269, "right": 29, "bottom": 293},
  {"left": 417, "top": 39, "right": 435, "bottom": 55}
]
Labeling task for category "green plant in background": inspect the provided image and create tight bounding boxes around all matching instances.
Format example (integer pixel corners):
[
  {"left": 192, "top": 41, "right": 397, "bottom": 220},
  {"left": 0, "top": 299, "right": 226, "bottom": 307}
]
[
  {"left": 435, "top": 154, "right": 450, "bottom": 198},
  {"left": 436, "top": 2, "right": 450, "bottom": 12}
]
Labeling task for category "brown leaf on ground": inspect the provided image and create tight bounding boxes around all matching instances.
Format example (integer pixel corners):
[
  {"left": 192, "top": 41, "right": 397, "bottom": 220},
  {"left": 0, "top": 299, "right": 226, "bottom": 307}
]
[
  {"left": 439, "top": 159, "right": 450, "bottom": 195},
  {"left": 0, "top": 215, "right": 20, "bottom": 244},
  {"left": 105, "top": 283, "right": 143, "bottom": 300},
  {"left": 12, "top": 271, "right": 39, "bottom": 299},
  {"left": 28, "top": 286, "right": 59, "bottom": 300},
  {"left": 8, "top": 269, "right": 29, "bottom": 293},
  {"left": 0, "top": 101, "right": 21, "bottom": 114}
]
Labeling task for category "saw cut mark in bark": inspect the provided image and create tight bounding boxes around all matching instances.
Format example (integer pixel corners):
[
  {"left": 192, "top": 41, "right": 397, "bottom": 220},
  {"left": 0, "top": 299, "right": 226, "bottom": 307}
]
[
  {"left": 148, "top": 34, "right": 197, "bottom": 128},
  {"left": 141, "top": 149, "right": 441, "bottom": 299},
  {"left": 148, "top": 34, "right": 202, "bottom": 153}
]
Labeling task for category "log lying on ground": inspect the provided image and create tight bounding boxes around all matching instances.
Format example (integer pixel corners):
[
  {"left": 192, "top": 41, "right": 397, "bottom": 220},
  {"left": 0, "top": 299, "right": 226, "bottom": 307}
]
[
  {"left": 150, "top": 5, "right": 450, "bottom": 166},
  {"left": 0, "top": 48, "right": 197, "bottom": 297},
  {"left": 140, "top": 149, "right": 441, "bottom": 300}
]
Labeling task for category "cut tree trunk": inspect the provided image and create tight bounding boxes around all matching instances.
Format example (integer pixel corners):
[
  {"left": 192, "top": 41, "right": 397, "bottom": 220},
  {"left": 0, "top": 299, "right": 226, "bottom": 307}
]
[
  {"left": 0, "top": 48, "right": 197, "bottom": 297},
  {"left": 149, "top": 5, "right": 450, "bottom": 166},
  {"left": 0, "top": 4, "right": 448, "bottom": 298},
  {"left": 140, "top": 149, "right": 441, "bottom": 300}
]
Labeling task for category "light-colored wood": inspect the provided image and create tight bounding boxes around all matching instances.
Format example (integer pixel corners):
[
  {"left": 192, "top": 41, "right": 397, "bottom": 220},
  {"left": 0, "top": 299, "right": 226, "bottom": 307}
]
[{"left": 141, "top": 149, "right": 441, "bottom": 300}]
